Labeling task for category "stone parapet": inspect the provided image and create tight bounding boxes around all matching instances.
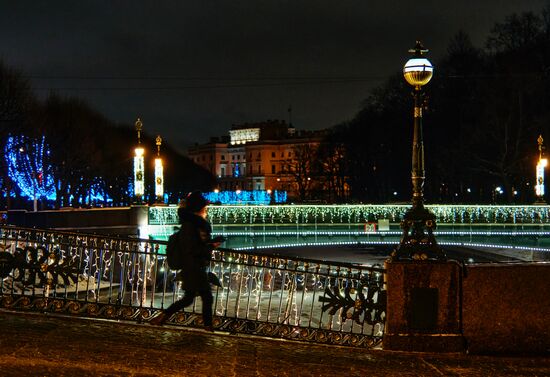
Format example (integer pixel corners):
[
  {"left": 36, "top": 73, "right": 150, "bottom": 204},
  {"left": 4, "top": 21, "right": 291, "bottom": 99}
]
[
  {"left": 463, "top": 263, "right": 550, "bottom": 354},
  {"left": 383, "top": 260, "right": 465, "bottom": 352},
  {"left": 6, "top": 206, "right": 148, "bottom": 236}
]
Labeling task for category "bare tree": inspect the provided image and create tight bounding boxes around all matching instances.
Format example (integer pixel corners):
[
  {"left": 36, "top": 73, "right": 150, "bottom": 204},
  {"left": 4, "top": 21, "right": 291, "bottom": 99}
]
[
  {"left": 280, "top": 143, "right": 319, "bottom": 202},
  {"left": 486, "top": 12, "right": 543, "bottom": 53},
  {"left": 317, "top": 141, "right": 348, "bottom": 202},
  {"left": 41, "top": 95, "right": 107, "bottom": 207},
  {"left": 0, "top": 60, "right": 36, "bottom": 209}
]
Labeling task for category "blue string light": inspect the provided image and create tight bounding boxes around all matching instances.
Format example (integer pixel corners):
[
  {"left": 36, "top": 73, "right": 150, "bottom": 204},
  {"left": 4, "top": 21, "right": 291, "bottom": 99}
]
[{"left": 204, "top": 190, "right": 287, "bottom": 205}]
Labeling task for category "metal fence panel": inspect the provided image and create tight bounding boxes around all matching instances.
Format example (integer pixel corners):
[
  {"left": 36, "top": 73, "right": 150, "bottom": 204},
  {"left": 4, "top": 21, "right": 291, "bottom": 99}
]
[{"left": 0, "top": 226, "right": 386, "bottom": 348}]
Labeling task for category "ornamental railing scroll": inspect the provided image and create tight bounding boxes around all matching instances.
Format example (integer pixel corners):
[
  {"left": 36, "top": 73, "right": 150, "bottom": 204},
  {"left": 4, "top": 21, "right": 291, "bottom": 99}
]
[{"left": 0, "top": 225, "right": 386, "bottom": 348}]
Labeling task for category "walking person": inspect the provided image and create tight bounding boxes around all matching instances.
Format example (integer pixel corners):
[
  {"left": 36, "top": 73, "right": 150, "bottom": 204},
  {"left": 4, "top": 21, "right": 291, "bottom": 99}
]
[{"left": 150, "top": 191, "right": 222, "bottom": 331}]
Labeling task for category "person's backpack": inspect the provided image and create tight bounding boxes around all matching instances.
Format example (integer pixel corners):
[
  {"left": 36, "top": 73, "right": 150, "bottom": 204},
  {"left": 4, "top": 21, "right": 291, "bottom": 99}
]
[{"left": 165, "top": 229, "right": 185, "bottom": 270}]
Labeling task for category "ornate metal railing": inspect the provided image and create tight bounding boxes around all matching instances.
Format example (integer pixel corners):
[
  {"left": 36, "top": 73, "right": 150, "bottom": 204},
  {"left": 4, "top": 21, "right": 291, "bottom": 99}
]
[{"left": 0, "top": 225, "right": 386, "bottom": 348}]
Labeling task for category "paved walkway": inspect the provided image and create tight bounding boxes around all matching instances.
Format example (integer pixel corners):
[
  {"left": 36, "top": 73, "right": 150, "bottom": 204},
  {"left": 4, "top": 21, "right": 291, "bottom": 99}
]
[{"left": 1, "top": 311, "right": 550, "bottom": 377}]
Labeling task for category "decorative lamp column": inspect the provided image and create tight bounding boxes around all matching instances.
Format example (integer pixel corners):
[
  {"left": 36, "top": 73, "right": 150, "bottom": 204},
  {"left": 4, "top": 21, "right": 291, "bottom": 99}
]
[
  {"left": 384, "top": 42, "right": 462, "bottom": 354},
  {"left": 154, "top": 135, "right": 164, "bottom": 203},
  {"left": 134, "top": 118, "right": 145, "bottom": 202},
  {"left": 391, "top": 41, "right": 445, "bottom": 261},
  {"left": 535, "top": 135, "right": 547, "bottom": 204}
]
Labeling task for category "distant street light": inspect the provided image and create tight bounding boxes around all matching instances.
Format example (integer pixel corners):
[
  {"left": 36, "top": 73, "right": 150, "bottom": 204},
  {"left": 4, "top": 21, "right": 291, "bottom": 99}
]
[
  {"left": 535, "top": 135, "right": 547, "bottom": 204},
  {"left": 391, "top": 41, "right": 446, "bottom": 261}
]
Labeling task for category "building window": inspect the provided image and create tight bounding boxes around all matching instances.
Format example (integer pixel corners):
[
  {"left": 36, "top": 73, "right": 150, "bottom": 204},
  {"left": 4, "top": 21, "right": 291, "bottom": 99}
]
[
  {"left": 257, "top": 165, "right": 261, "bottom": 174},
  {"left": 237, "top": 155, "right": 241, "bottom": 160},
  {"left": 221, "top": 167, "right": 225, "bottom": 177},
  {"left": 288, "top": 152, "right": 292, "bottom": 157},
  {"left": 281, "top": 152, "right": 284, "bottom": 157},
  {"left": 257, "top": 152, "right": 261, "bottom": 159},
  {"left": 232, "top": 155, "right": 235, "bottom": 160},
  {"left": 271, "top": 165, "right": 276, "bottom": 174},
  {"left": 271, "top": 152, "right": 275, "bottom": 157},
  {"left": 221, "top": 155, "right": 226, "bottom": 161}
]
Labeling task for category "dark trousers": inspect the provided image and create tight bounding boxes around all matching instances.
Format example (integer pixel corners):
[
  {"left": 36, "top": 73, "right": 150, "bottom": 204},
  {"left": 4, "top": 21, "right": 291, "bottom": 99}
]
[{"left": 164, "top": 288, "right": 213, "bottom": 326}]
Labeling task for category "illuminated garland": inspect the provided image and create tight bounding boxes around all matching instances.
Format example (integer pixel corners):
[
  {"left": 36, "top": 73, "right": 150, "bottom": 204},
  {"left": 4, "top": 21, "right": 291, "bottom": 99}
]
[{"left": 149, "top": 204, "right": 550, "bottom": 226}]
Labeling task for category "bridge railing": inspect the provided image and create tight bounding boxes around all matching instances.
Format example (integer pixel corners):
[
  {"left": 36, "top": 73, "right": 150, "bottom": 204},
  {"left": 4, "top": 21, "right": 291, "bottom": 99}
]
[{"left": 0, "top": 225, "right": 386, "bottom": 348}]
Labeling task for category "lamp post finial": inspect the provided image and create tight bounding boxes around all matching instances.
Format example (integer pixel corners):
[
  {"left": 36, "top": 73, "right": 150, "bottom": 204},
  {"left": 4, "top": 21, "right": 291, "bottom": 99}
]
[
  {"left": 135, "top": 118, "right": 143, "bottom": 144},
  {"left": 408, "top": 40, "right": 429, "bottom": 56},
  {"left": 156, "top": 135, "right": 162, "bottom": 156}
]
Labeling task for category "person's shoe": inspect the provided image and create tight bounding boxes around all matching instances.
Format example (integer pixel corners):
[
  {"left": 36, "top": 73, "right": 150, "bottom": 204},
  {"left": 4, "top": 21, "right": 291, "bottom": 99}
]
[
  {"left": 204, "top": 325, "right": 214, "bottom": 332},
  {"left": 150, "top": 312, "right": 167, "bottom": 326}
]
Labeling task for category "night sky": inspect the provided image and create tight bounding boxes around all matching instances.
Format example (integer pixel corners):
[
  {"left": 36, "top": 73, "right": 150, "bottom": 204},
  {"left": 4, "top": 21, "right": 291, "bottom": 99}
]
[{"left": 0, "top": 1, "right": 546, "bottom": 151}]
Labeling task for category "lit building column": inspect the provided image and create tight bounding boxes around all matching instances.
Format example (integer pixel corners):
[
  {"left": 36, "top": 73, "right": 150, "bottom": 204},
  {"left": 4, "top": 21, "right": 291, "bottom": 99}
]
[
  {"left": 155, "top": 135, "right": 164, "bottom": 203},
  {"left": 134, "top": 118, "right": 145, "bottom": 203},
  {"left": 535, "top": 135, "right": 547, "bottom": 204}
]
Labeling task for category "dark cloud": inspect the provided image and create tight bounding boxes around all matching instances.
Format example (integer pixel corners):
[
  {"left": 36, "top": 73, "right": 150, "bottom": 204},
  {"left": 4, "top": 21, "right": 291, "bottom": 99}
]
[{"left": 0, "top": 0, "right": 547, "bottom": 150}]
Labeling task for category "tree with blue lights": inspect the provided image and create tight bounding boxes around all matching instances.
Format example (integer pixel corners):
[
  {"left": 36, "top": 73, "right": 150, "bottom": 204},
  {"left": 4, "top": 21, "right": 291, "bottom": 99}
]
[
  {"left": 41, "top": 95, "right": 115, "bottom": 207},
  {"left": 0, "top": 60, "right": 36, "bottom": 209},
  {"left": 5, "top": 135, "right": 55, "bottom": 210}
]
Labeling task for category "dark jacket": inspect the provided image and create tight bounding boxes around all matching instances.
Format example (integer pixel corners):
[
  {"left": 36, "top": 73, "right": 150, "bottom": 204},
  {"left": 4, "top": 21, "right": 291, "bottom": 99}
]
[{"left": 177, "top": 209, "right": 213, "bottom": 291}]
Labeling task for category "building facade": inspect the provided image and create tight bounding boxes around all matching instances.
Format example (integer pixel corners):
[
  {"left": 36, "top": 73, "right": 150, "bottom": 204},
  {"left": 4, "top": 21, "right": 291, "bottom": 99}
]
[{"left": 188, "top": 120, "right": 332, "bottom": 200}]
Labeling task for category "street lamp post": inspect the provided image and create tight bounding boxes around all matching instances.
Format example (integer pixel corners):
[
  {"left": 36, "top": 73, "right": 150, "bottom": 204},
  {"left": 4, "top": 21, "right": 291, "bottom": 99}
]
[
  {"left": 535, "top": 135, "right": 547, "bottom": 204},
  {"left": 154, "top": 135, "right": 164, "bottom": 203},
  {"left": 391, "top": 41, "right": 446, "bottom": 261},
  {"left": 133, "top": 118, "right": 145, "bottom": 203}
]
